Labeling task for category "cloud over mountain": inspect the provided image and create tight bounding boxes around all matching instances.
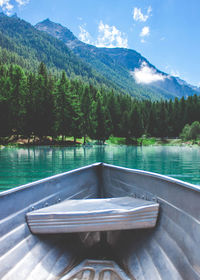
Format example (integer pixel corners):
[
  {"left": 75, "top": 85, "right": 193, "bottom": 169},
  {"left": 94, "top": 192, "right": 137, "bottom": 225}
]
[
  {"left": 0, "top": 0, "right": 29, "bottom": 14},
  {"left": 132, "top": 62, "right": 167, "bottom": 84},
  {"left": 78, "top": 21, "right": 128, "bottom": 48},
  {"left": 78, "top": 24, "right": 92, "bottom": 44},
  {"left": 96, "top": 21, "right": 128, "bottom": 48}
]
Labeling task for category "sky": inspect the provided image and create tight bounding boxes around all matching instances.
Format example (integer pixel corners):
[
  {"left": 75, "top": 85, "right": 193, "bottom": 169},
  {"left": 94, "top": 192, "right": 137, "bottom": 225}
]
[{"left": 1, "top": 0, "right": 200, "bottom": 87}]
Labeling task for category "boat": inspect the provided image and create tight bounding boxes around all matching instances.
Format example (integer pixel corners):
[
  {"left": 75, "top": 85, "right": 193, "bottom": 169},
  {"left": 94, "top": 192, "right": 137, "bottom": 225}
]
[{"left": 0, "top": 162, "right": 200, "bottom": 280}]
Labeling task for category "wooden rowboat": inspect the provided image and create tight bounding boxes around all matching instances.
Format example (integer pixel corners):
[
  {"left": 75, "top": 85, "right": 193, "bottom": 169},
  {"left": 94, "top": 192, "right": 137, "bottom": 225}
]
[{"left": 0, "top": 163, "right": 200, "bottom": 280}]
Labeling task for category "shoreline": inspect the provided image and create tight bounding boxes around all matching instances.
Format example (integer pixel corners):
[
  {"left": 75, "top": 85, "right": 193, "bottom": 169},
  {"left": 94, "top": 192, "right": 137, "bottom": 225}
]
[{"left": 1, "top": 137, "right": 200, "bottom": 148}]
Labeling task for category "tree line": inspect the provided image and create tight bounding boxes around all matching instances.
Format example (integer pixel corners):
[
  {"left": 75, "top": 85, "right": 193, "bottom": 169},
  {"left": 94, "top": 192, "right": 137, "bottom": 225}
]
[{"left": 0, "top": 62, "right": 200, "bottom": 143}]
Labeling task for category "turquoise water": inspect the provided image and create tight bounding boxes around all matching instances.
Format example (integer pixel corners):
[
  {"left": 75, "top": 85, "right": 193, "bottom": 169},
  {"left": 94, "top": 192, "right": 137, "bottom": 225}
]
[{"left": 0, "top": 145, "right": 200, "bottom": 191}]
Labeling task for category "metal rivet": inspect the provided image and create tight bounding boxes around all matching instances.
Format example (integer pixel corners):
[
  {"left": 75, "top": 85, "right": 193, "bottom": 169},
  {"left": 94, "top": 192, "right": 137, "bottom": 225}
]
[
  {"left": 31, "top": 206, "right": 34, "bottom": 211},
  {"left": 58, "top": 198, "right": 61, "bottom": 203},
  {"left": 45, "top": 202, "right": 48, "bottom": 207}
]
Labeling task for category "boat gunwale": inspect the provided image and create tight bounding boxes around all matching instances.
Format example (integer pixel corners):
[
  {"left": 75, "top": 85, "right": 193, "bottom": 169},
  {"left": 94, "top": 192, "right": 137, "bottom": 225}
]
[
  {"left": 0, "top": 162, "right": 102, "bottom": 197},
  {"left": 1, "top": 162, "right": 199, "bottom": 197},
  {"left": 102, "top": 163, "right": 200, "bottom": 193}
]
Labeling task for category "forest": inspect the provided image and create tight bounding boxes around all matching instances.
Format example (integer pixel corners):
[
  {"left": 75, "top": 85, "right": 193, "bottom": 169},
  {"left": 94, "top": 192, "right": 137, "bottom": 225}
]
[{"left": 0, "top": 62, "right": 200, "bottom": 144}]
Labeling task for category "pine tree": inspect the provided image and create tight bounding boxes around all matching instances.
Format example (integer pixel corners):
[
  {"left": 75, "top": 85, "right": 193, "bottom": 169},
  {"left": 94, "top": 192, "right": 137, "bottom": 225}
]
[
  {"left": 9, "top": 65, "right": 27, "bottom": 137},
  {"left": 24, "top": 72, "right": 37, "bottom": 141},
  {"left": 55, "top": 71, "right": 72, "bottom": 141},
  {"left": 33, "top": 63, "right": 55, "bottom": 139},
  {"left": 107, "top": 92, "right": 121, "bottom": 136},
  {"left": 0, "top": 65, "right": 12, "bottom": 136},
  {"left": 70, "top": 85, "right": 83, "bottom": 143},
  {"left": 129, "top": 105, "right": 143, "bottom": 139},
  {"left": 81, "top": 84, "right": 93, "bottom": 144},
  {"left": 157, "top": 102, "right": 168, "bottom": 138},
  {"left": 90, "top": 91, "right": 111, "bottom": 143},
  {"left": 120, "top": 110, "right": 130, "bottom": 140}
]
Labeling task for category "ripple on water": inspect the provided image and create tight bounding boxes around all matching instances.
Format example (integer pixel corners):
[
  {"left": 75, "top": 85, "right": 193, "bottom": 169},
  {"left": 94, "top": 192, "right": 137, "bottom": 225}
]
[{"left": 0, "top": 145, "right": 199, "bottom": 191}]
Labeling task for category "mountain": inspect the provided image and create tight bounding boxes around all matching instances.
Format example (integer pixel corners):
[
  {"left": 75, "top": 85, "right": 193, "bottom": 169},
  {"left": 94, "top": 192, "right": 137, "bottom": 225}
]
[
  {"left": 0, "top": 13, "right": 115, "bottom": 89},
  {"left": 0, "top": 13, "right": 198, "bottom": 100},
  {"left": 36, "top": 19, "right": 200, "bottom": 99}
]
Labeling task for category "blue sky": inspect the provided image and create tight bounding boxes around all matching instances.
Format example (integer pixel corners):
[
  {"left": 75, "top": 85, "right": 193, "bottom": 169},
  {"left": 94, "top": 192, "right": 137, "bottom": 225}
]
[{"left": 1, "top": 0, "right": 200, "bottom": 87}]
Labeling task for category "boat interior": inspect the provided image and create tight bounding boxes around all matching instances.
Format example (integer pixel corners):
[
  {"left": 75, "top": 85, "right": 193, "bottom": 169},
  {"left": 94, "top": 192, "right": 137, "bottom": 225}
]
[{"left": 0, "top": 162, "right": 200, "bottom": 280}]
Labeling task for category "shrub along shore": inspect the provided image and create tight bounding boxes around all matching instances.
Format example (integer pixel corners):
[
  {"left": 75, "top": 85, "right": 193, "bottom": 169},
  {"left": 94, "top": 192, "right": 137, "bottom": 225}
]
[{"left": 0, "top": 135, "right": 199, "bottom": 148}]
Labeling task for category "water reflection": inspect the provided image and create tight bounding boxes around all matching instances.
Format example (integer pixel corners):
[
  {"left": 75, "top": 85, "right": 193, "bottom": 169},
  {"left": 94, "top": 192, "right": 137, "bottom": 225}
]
[{"left": 0, "top": 145, "right": 199, "bottom": 191}]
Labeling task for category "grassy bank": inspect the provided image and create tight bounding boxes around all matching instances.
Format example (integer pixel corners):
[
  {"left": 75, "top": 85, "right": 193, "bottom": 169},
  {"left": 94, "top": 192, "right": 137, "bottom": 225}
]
[
  {"left": 106, "top": 136, "right": 200, "bottom": 146},
  {"left": 0, "top": 135, "right": 200, "bottom": 147}
]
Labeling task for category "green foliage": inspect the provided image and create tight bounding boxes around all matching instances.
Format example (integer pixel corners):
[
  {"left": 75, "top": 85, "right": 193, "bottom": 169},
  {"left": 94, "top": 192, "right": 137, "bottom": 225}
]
[
  {"left": 0, "top": 60, "right": 200, "bottom": 144},
  {"left": 0, "top": 14, "right": 112, "bottom": 89},
  {"left": 180, "top": 121, "right": 200, "bottom": 140},
  {"left": 129, "top": 105, "right": 144, "bottom": 139},
  {"left": 106, "top": 136, "right": 127, "bottom": 145},
  {"left": 137, "top": 137, "right": 157, "bottom": 146},
  {"left": 90, "top": 91, "right": 112, "bottom": 143}
]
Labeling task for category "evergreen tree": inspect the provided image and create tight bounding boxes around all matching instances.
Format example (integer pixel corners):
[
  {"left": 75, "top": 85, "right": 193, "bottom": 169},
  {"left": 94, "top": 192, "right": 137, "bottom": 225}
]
[
  {"left": 172, "top": 98, "right": 182, "bottom": 136},
  {"left": 0, "top": 59, "right": 200, "bottom": 144},
  {"left": 24, "top": 72, "right": 37, "bottom": 141},
  {"left": 9, "top": 64, "right": 27, "bottom": 136},
  {"left": 55, "top": 71, "right": 71, "bottom": 141},
  {"left": 129, "top": 105, "right": 143, "bottom": 139},
  {"left": 81, "top": 84, "right": 93, "bottom": 144},
  {"left": 91, "top": 91, "right": 111, "bottom": 143},
  {"left": 0, "top": 65, "right": 12, "bottom": 136},
  {"left": 107, "top": 92, "right": 121, "bottom": 136},
  {"left": 70, "top": 85, "right": 83, "bottom": 143},
  {"left": 33, "top": 63, "right": 55, "bottom": 139},
  {"left": 156, "top": 102, "right": 168, "bottom": 138},
  {"left": 120, "top": 110, "right": 130, "bottom": 140}
]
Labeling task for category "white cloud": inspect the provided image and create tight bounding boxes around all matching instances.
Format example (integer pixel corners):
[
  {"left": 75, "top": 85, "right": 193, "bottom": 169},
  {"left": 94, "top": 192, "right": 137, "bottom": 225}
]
[
  {"left": 140, "top": 26, "right": 150, "bottom": 37},
  {"left": 170, "top": 69, "right": 180, "bottom": 77},
  {"left": 78, "top": 21, "right": 128, "bottom": 49},
  {"left": 15, "top": 0, "right": 29, "bottom": 6},
  {"left": 0, "top": 0, "right": 29, "bottom": 14},
  {"left": 131, "top": 62, "right": 166, "bottom": 84},
  {"left": 0, "top": 0, "right": 13, "bottom": 15},
  {"left": 165, "top": 65, "right": 180, "bottom": 78},
  {"left": 95, "top": 21, "right": 128, "bottom": 48},
  {"left": 133, "top": 6, "right": 152, "bottom": 22},
  {"left": 78, "top": 25, "right": 92, "bottom": 44}
]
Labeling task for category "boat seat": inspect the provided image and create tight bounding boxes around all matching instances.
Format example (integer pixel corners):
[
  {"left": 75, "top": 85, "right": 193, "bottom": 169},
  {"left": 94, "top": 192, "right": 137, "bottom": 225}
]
[{"left": 26, "top": 197, "right": 159, "bottom": 234}]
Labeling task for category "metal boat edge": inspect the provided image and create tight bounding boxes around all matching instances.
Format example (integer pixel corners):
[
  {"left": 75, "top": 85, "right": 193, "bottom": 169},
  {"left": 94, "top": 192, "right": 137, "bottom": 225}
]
[{"left": 0, "top": 162, "right": 200, "bottom": 280}]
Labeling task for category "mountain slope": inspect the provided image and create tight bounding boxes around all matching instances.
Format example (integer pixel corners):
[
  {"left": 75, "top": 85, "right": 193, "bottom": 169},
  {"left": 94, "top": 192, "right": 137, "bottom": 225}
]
[
  {"left": 36, "top": 19, "right": 200, "bottom": 99},
  {"left": 0, "top": 13, "right": 116, "bottom": 89}
]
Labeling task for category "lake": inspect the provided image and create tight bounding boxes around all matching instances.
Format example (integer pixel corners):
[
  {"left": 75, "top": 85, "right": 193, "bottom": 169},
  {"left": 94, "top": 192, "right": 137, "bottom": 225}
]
[{"left": 0, "top": 145, "right": 199, "bottom": 192}]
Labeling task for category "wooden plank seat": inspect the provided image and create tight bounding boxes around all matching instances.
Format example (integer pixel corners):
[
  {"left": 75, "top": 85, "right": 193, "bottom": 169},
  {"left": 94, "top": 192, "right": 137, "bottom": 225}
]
[{"left": 26, "top": 197, "right": 159, "bottom": 234}]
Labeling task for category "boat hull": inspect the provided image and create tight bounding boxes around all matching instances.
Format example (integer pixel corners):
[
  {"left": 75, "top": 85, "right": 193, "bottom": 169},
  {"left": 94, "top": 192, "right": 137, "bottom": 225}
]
[{"left": 0, "top": 163, "right": 200, "bottom": 280}]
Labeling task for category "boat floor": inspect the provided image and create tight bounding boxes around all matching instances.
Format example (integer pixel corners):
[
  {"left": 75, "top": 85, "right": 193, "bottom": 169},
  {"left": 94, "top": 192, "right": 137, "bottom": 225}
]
[{"left": 60, "top": 259, "right": 131, "bottom": 280}]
